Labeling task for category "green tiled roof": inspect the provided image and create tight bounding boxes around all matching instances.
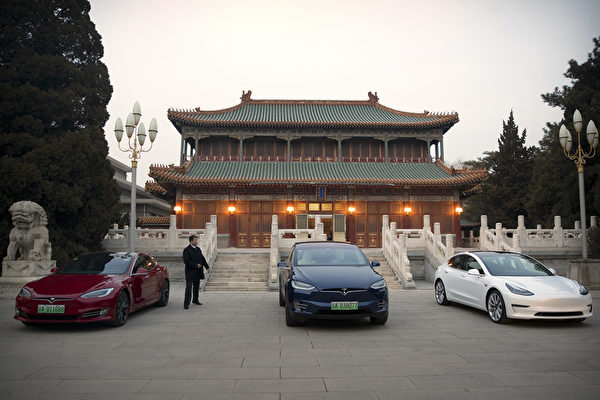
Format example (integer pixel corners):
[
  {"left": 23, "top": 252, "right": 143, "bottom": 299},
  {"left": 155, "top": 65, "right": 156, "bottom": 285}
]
[
  {"left": 168, "top": 93, "right": 458, "bottom": 130},
  {"left": 150, "top": 161, "right": 487, "bottom": 187}
]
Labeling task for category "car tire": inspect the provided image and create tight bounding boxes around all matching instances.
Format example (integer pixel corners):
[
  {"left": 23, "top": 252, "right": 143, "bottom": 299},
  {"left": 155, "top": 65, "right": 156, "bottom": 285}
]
[
  {"left": 279, "top": 286, "right": 286, "bottom": 307},
  {"left": 370, "top": 312, "right": 388, "bottom": 325},
  {"left": 487, "top": 290, "right": 508, "bottom": 324},
  {"left": 285, "top": 304, "right": 302, "bottom": 326},
  {"left": 108, "top": 290, "right": 130, "bottom": 327},
  {"left": 435, "top": 279, "right": 450, "bottom": 305},
  {"left": 156, "top": 280, "right": 169, "bottom": 307}
]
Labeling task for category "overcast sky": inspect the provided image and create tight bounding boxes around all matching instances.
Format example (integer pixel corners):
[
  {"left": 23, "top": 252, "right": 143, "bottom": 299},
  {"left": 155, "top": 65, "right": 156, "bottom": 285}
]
[{"left": 89, "top": 0, "right": 600, "bottom": 184}]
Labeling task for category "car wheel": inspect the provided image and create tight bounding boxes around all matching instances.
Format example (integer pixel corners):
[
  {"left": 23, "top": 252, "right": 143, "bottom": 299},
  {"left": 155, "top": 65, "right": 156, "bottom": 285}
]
[
  {"left": 285, "top": 304, "right": 302, "bottom": 326},
  {"left": 487, "top": 290, "right": 508, "bottom": 324},
  {"left": 108, "top": 291, "right": 130, "bottom": 327},
  {"left": 370, "top": 312, "right": 388, "bottom": 325},
  {"left": 279, "top": 286, "right": 286, "bottom": 307},
  {"left": 435, "top": 279, "right": 450, "bottom": 305},
  {"left": 156, "top": 280, "right": 169, "bottom": 307}
]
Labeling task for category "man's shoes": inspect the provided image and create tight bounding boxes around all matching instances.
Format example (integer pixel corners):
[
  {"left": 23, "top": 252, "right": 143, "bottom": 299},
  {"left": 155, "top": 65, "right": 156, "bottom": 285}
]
[
  {"left": 192, "top": 301, "right": 202, "bottom": 305},
  {"left": 184, "top": 305, "right": 189, "bottom": 309}
]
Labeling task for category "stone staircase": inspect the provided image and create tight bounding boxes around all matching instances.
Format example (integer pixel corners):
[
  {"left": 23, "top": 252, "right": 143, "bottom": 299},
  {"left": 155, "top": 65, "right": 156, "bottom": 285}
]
[
  {"left": 365, "top": 251, "right": 403, "bottom": 290},
  {"left": 205, "top": 251, "right": 270, "bottom": 291}
]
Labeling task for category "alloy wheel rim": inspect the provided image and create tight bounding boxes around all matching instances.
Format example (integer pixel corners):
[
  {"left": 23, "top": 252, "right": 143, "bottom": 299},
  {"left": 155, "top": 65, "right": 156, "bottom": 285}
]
[
  {"left": 435, "top": 282, "right": 445, "bottom": 303},
  {"left": 488, "top": 293, "right": 502, "bottom": 321},
  {"left": 117, "top": 294, "right": 128, "bottom": 323},
  {"left": 162, "top": 283, "right": 169, "bottom": 302}
]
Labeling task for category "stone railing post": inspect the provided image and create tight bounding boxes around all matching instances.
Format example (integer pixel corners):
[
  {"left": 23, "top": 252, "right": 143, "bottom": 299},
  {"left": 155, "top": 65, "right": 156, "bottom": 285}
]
[
  {"left": 423, "top": 215, "right": 431, "bottom": 232},
  {"left": 269, "top": 215, "right": 279, "bottom": 286},
  {"left": 517, "top": 215, "right": 526, "bottom": 247},
  {"left": 445, "top": 234, "right": 454, "bottom": 258},
  {"left": 480, "top": 215, "right": 488, "bottom": 249},
  {"left": 169, "top": 214, "right": 177, "bottom": 249},
  {"left": 382, "top": 215, "right": 389, "bottom": 250},
  {"left": 554, "top": 216, "right": 563, "bottom": 247},
  {"left": 495, "top": 223, "right": 503, "bottom": 251}
]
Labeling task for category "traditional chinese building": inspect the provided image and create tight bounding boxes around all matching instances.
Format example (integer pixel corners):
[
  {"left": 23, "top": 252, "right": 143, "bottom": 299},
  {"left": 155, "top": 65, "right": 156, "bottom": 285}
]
[{"left": 148, "top": 91, "right": 486, "bottom": 248}]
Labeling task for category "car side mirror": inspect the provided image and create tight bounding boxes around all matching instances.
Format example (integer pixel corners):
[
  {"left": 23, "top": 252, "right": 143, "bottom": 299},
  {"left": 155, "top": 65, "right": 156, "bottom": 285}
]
[
  {"left": 467, "top": 268, "right": 482, "bottom": 276},
  {"left": 371, "top": 261, "right": 380, "bottom": 268},
  {"left": 50, "top": 267, "right": 58, "bottom": 274},
  {"left": 277, "top": 261, "right": 288, "bottom": 268},
  {"left": 548, "top": 268, "right": 556, "bottom": 275}
]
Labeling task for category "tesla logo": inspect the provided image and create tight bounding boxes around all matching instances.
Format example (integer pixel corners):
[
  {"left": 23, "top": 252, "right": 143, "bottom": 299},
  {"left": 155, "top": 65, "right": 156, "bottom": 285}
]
[
  {"left": 48, "top": 298, "right": 56, "bottom": 303},
  {"left": 341, "top": 288, "right": 348, "bottom": 296}
]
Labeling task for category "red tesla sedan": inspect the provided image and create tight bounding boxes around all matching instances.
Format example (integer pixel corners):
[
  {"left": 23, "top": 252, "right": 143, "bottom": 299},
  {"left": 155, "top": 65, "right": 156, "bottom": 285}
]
[{"left": 15, "top": 252, "right": 169, "bottom": 327}]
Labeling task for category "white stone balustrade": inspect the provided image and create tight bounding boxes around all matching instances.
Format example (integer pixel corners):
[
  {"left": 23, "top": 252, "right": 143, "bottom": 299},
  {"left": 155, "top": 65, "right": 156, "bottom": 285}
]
[
  {"left": 479, "top": 214, "right": 597, "bottom": 252},
  {"left": 103, "top": 215, "right": 218, "bottom": 266},
  {"left": 382, "top": 214, "right": 454, "bottom": 288}
]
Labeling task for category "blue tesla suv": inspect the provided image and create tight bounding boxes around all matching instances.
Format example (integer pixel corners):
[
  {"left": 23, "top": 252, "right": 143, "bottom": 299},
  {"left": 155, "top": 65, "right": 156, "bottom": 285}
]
[{"left": 278, "top": 242, "right": 388, "bottom": 326}]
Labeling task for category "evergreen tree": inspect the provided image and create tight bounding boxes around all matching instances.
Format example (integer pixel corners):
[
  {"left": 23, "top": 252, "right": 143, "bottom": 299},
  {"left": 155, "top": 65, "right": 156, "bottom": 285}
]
[
  {"left": 462, "top": 111, "right": 534, "bottom": 228},
  {"left": 0, "top": 0, "right": 120, "bottom": 266},
  {"left": 527, "top": 37, "right": 600, "bottom": 228}
]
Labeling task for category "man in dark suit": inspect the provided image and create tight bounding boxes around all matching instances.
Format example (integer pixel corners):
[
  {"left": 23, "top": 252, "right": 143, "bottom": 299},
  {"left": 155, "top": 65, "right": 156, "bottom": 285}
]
[{"left": 183, "top": 234, "right": 210, "bottom": 309}]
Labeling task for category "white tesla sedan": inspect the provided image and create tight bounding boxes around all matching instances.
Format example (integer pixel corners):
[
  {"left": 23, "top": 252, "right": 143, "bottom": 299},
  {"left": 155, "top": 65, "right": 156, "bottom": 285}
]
[{"left": 434, "top": 251, "right": 593, "bottom": 323}]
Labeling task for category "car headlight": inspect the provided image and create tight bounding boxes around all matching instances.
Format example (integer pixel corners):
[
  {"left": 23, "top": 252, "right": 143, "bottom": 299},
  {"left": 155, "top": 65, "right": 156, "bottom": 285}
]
[
  {"left": 577, "top": 282, "right": 589, "bottom": 295},
  {"left": 370, "top": 279, "right": 387, "bottom": 289},
  {"left": 81, "top": 288, "right": 115, "bottom": 298},
  {"left": 291, "top": 280, "right": 316, "bottom": 291},
  {"left": 505, "top": 282, "right": 534, "bottom": 296},
  {"left": 18, "top": 287, "right": 32, "bottom": 297}
]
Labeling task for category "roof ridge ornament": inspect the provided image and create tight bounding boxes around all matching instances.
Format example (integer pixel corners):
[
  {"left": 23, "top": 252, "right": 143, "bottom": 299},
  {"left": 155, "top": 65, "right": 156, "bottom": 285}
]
[
  {"left": 367, "top": 91, "right": 379, "bottom": 103},
  {"left": 241, "top": 90, "right": 252, "bottom": 103}
]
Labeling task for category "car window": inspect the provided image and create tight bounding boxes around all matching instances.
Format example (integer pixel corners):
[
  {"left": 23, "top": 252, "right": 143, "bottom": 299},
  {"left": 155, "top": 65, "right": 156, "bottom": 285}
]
[
  {"left": 58, "top": 253, "right": 132, "bottom": 275},
  {"left": 479, "top": 253, "right": 552, "bottom": 276},
  {"left": 142, "top": 255, "right": 155, "bottom": 270},
  {"left": 294, "top": 245, "right": 369, "bottom": 266},
  {"left": 449, "top": 255, "right": 464, "bottom": 270},
  {"left": 464, "top": 256, "right": 483, "bottom": 273}
]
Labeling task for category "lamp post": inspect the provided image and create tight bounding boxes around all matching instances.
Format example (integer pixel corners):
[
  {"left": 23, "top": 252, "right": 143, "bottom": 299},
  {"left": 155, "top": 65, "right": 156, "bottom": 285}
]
[
  {"left": 114, "top": 101, "right": 158, "bottom": 252},
  {"left": 558, "top": 109, "right": 598, "bottom": 259}
]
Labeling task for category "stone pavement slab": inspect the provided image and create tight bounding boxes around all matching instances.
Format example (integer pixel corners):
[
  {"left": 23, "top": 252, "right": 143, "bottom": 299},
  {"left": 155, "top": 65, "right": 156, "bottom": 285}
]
[{"left": 0, "top": 282, "right": 598, "bottom": 399}]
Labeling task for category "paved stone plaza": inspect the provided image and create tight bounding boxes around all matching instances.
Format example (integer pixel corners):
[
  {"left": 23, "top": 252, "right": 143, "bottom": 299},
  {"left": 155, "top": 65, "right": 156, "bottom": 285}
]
[{"left": 0, "top": 284, "right": 599, "bottom": 400}]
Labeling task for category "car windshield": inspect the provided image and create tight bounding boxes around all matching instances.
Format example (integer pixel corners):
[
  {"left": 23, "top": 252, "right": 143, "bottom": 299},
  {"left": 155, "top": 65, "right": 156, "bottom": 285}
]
[
  {"left": 294, "top": 245, "right": 369, "bottom": 266},
  {"left": 478, "top": 253, "right": 552, "bottom": 276},
  {"left": 57, "top": 253, "right": 133, "bottom": 275}
]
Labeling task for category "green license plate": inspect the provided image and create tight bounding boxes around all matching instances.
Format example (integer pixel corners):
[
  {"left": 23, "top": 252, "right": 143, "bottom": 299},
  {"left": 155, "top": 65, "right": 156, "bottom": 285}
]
[
  {"left": 37, "top": 304, "right": 65, "bottom": 313},
  {"left": 331, "top": 301, "right": 358, "bottom": 311}
]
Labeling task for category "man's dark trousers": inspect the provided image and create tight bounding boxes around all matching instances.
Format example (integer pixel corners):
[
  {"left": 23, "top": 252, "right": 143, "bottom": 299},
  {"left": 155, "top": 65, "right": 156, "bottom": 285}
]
[
  {"left": 183, "top": 244, "right": 209, "bottom": 308},
  {"left": 184, "top": 267, "right": 200, "bottom": 307}
]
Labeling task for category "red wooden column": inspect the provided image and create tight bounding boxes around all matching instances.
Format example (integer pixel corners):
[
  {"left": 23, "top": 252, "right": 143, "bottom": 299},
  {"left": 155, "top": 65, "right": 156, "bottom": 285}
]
[
  {"left": 228, "top": 206, "right": 237, "bottom": 247},
  {"left": 454, "top": 204, "right": 463, "bottom": 247}
]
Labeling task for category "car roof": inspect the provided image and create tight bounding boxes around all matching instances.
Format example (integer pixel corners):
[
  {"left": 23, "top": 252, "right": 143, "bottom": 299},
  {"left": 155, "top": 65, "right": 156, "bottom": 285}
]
[{"left": 293, "top": 241, "right": 358, "bottom": 249}]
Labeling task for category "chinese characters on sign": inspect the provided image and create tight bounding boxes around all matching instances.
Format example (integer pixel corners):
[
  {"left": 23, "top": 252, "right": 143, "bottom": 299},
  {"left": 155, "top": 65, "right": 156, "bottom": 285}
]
[{"left": 316, "top": 186, "right": 326, "bottom": 201}]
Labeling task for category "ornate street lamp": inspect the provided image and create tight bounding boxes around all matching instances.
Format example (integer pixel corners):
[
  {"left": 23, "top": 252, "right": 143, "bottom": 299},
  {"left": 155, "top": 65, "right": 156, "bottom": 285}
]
[
  {"left": 559, "top": 109, "right": 598, "bottom": 259},
  {"left": 114, "top": 101, "right": 158, "bottom": 252}
]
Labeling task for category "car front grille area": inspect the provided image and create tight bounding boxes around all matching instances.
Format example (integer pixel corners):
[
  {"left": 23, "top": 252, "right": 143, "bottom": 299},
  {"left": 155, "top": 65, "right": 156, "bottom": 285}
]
[
  {"left": 16, "top": 307, "right": 109, "bottom": 320},
  {"left": 19, "top": 312, "right": 79, "bottom": 321},
  {"left": 34, "top": 297, "right": 74, "bottom": 302},
  {"left": 315, "top": 308, "right": 369, "bottom": 316},
  {"left": 534, "top": 311, "right": 584, "bottom": 317}
]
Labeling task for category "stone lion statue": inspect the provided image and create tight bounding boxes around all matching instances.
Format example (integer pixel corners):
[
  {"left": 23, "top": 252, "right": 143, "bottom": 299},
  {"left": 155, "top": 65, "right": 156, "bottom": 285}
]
[{"left": 5, "top": 201, "right": 52, "bottom": 261}]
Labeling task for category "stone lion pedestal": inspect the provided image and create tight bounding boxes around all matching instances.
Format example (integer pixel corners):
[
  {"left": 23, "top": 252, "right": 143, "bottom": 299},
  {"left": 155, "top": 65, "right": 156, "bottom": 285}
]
[{"left": 1, "top": 201, "right": 56, "bottom": 298}]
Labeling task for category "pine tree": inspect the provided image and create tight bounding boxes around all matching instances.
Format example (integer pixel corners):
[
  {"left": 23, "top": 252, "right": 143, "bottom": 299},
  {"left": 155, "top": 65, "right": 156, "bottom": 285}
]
[
  {"left": 526, "top": 37, "right": 600, "bottom": 228},
  {"left": 462, "top": 111, "right": 534, "bottom": 228},
  {"left": 0, "top": 0, "right": 120, "bottom": 266}
]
